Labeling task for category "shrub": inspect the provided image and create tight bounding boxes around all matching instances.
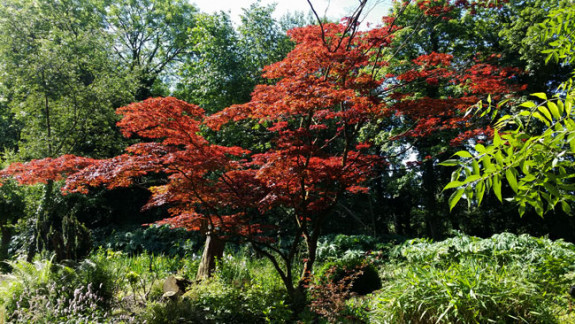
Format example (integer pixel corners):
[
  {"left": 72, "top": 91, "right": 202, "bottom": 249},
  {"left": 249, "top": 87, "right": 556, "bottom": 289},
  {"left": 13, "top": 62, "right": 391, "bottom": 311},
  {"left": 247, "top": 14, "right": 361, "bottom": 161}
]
[
  {"left": 309, "top": 265, "right": 370, "bottom": 323},
  {"left": 141, "top": 299, "right": 207, "bottom": 324},
  {"left": 371, "top": 233, "right": 575, "bottom": 323},
  {"left": 90, "top": 248, "right": 188, "bottom": 308},
  {"left": 139, "top": 278, "right": 291, "bottom": 323}
]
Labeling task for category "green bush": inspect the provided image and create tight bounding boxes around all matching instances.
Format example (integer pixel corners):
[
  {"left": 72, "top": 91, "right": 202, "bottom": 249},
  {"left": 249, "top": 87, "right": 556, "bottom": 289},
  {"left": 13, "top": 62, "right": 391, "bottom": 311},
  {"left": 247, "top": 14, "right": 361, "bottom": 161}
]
[
  {"left": 93, "top": 224, "right": 201, "bottom": 256},
  {"left": 90, "top": 248, "right": 191, "bottom": 308},
  {"left": 316, "top": 234, "right": 406, "bottom": 262},
  {"left": 371, "top": 233, "right": 575, "bottom": 323},
  {"left": 141, "top": 299, "right": 207, "bottom": 324}
]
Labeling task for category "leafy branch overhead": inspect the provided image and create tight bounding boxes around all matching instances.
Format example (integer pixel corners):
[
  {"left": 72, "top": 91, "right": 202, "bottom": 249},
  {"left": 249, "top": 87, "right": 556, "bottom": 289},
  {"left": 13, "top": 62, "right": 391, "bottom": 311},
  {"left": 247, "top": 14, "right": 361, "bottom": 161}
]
[{"left": 442, "top": 5, "right": 575, "bottom": 216}]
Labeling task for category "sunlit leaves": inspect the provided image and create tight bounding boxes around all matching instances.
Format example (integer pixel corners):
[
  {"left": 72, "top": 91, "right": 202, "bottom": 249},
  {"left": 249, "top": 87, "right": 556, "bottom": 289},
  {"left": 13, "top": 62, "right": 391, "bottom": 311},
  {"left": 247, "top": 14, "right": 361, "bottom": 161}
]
[
  {"left": 541, "top": 6, "right": 575, "bottom": 66},
  {"left": 443, "top": 92, "right": 575, "bottom": 216}
]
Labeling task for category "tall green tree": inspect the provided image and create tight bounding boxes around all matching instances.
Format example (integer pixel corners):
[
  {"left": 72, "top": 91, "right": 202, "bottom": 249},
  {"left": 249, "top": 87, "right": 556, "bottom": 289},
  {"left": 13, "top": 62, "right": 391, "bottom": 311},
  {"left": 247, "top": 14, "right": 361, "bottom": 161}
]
[
  {"left": 175, "top": 11, "right": 247, "bottom": 113},
  {"left": 0, "top": 0, "right": 136, "bottom": 261},
  {"left": 0, "top": 0, "right": 134, "bottom": 160},
  {"left": 104, "top": 0, "right": 198, "bottom": 100},
  {"left": 369, "top": 0, "right": 544, "bottom": 239},
  {"left": 237, "top": 2, "right": 296, "bottom": 86},
  {"left": 176, "top": 2, "right": 299, "bottom": 113}
]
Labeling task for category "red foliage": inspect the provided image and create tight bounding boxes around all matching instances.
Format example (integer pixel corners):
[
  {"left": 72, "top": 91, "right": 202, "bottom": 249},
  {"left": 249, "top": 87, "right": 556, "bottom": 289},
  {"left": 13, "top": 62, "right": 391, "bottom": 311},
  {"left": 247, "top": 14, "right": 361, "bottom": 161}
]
[
  {"left": 391, "top": 50, "right": 523, "bottom": 141},
  {"left": 205, "top": 23, "right": 391, "bottom": 224},
  {"left": 0, "top": 10, "right": 521, "bottom": 241},
  {"left": 0, "top": 155, "right": 98, "bottom": 185}
]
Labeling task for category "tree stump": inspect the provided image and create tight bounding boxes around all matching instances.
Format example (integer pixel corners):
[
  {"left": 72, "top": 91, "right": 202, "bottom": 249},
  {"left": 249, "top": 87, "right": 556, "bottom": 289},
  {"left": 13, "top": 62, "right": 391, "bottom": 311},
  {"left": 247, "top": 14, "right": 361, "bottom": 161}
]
[{"left": 162, "top": 275, "right": 190, "bottom": 300}]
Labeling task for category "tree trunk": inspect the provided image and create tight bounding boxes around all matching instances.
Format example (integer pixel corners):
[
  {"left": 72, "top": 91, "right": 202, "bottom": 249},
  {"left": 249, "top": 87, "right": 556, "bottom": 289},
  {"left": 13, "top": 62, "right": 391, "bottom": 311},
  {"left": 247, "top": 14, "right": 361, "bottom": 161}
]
[
  {"left": 196, "top": 232, "right": 225, "bottom": 280},
  {"left": 0, "top": 220, "right": 12, "bottom": 270},
  {"left": 422, "top": 158, "right": 443, "bottom": 240}
]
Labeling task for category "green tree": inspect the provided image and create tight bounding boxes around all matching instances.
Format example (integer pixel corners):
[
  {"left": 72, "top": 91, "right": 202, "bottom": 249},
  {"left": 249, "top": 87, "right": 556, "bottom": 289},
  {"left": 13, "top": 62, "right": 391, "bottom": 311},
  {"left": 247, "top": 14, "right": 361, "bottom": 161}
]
[
  {"left": 237, "top": 2, "right": 296, "bottom": 86},
  {"left": 175, "top": 11, "right": 248, "bottom": 113},
  {"left": 0, "top": 0, "right": 134, "bottom": 160},
  {"left": 0, "top": 0, "right": 137, "bottom": 261},
  {"left": 176, "top": 2, "right": 298, "bottom": 113},
  {"left": 104, "top": 0, "right": 198, "bottom": 100}
]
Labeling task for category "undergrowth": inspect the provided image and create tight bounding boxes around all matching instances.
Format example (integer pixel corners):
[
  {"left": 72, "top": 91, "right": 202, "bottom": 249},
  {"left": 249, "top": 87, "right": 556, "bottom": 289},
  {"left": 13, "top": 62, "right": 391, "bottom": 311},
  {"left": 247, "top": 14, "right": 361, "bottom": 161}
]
[
  {"left": 370, "top": 233, "right": 575, "bottom": 323},
  {"left": 0, "top": 233, "right": 573, "bottom": 323}
]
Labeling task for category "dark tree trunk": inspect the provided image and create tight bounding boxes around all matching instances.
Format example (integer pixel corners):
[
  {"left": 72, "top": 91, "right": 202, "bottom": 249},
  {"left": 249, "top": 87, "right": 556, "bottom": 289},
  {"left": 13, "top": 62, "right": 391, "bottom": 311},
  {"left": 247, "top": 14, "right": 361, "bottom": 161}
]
[
  {"left": 0, "top": 219, "right": 12, "bottom": 270},
  {"left": 422, "top": 158, "right": 444, "bottom": 239}
]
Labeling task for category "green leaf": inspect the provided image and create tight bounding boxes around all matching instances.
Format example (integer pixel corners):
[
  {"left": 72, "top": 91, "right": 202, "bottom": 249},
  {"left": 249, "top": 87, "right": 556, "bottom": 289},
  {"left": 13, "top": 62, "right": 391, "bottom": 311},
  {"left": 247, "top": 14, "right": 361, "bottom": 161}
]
[
  {"left": 476, "top": 180, "right": 485, "bottom": 206},
  {"left": 475, "top": 143, "right": 486, "bottom": 153},
  {"left": 531, "top": 93, "right": 548, "bottom": 100},
  {"left": 444, "top": 181, "right": 464, "bottom": 190},
  {"left": 449, "top": 188, "right": 465, "bottom": 211},
  {"left": 557, "top": 99, "right": 565, "bottom": 115},
  {"left": 537, "top": 106, "right": 553, "bottom": 122},
  {"left": 472, "top": 159, "right": 480, "bottom": 175},
  {"left": 439, "top": 159, "right": 459, "bottom": 167},
  {"left": 532, "top": 112, "right": 550, "bottom": 126},
  {"left": 493, "top": 131, "right": 502, "bottom": 147},
  {"left": 493, "top": 176, "right": 502, "bottom": 202},
  {"left": 453, "top": 151, "right": 473, "bottom": 159},
  {"left": 505, "top": 169, "right": 518, "bottom": 193},
  {"left": 547, "top": 101, "right": 561, "bottom": 120},
  {"left": 566, "top": 99, "right": 572, "bottom": 116},
  {"left": 519, "top": 203, "right": 526, "bottom": 217},
  {"left": 519, "top": 101, "right": 536, "bottom": 108},
  {"left": 561, "top": 201, "right": 572, "bottom": 215}
]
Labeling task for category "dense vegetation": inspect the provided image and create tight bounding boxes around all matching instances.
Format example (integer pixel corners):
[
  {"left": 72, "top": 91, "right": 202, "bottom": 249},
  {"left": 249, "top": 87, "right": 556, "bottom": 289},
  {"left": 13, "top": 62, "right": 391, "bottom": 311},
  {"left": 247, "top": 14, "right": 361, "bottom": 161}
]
[{"left": 0, "top": 0, "right": 574, "bottom": 322}]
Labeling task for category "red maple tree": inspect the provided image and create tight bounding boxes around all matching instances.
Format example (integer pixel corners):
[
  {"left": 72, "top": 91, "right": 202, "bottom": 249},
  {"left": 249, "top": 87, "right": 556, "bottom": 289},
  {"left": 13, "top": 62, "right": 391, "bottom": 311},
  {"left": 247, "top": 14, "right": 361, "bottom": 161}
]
[{"left": 0, "top": 16, "right": 394, "bottom": 299}]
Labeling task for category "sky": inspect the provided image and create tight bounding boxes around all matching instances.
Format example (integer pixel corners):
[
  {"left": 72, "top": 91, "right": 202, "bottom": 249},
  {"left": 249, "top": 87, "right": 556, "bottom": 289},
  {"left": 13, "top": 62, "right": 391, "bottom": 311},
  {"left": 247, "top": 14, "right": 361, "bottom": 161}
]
[{"left": 190, "top": 0, "right": 393, "bottom": 27}]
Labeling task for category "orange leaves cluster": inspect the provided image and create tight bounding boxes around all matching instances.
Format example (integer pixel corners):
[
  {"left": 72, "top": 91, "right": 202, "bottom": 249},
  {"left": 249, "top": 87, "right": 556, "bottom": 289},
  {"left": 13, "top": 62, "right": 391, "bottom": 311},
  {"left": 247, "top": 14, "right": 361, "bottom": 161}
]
[
  {"left": 0, "top": 155, "right": 98, "bottom": 186},
  {"left": 391, "top": 51, "right": 523, "bottom": 140},
  {"left": 208, "top": 23, "right": 393, "bottom": 129},
  {"left": 117, "top": 97, "right": 206, "bottom": 146}
]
